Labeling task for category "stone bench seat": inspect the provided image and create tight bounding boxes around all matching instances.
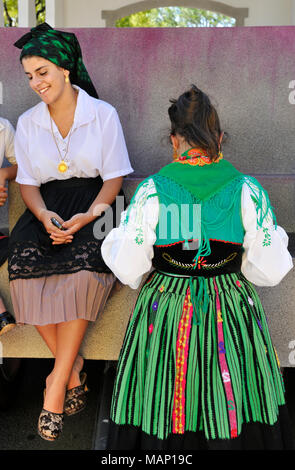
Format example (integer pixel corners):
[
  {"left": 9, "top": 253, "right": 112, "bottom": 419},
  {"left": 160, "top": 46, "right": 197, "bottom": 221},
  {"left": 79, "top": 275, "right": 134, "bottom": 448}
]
[{"left": 0, "top": 178, "right": 294, "bottom": 367}]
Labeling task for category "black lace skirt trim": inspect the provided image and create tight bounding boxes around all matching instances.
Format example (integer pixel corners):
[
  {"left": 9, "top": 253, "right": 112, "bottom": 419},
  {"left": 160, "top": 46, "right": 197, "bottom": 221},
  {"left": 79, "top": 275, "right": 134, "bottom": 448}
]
[
  {"left": 8, "top": 176, "right": 125, "bottom": 281},
  {"left": 8, "top": 239, "right": 108, "bottom": 280}
]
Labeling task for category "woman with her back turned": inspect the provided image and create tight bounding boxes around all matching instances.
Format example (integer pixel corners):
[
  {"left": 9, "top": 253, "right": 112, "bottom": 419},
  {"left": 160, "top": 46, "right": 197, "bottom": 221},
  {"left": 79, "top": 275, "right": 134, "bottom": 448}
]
[{"left": 102, "top": 85, "right": 294, "bottom": 450}]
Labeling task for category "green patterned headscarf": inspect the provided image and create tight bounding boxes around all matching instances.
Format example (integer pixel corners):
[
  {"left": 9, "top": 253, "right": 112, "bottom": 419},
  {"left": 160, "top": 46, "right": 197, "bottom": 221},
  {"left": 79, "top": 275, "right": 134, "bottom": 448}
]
[{"left": 14, "top": 22, "right": 98, "bottom": 98}]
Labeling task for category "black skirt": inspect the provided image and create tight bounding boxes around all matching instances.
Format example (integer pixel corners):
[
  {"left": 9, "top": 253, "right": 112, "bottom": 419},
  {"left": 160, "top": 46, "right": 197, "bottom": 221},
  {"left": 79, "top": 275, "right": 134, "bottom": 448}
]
[
  {"left": 0, "top": 233, "right": 8, "bottom": 267},
  {"left": 107, "top": 404, "right": 295, "bottom": 449},
  {"left": 8, "top": 176, "right": 125, "bottom": 281}
]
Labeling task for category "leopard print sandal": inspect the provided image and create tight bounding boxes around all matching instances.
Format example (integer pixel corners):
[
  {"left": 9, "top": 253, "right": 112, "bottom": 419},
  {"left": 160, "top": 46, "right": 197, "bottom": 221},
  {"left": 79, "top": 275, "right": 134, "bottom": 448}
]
[
  {"left": 38, "top": 408, "right": 64, "bottom": 441},
  {"left": 64, "top": 372, "right": 88, "bottom": 416}
]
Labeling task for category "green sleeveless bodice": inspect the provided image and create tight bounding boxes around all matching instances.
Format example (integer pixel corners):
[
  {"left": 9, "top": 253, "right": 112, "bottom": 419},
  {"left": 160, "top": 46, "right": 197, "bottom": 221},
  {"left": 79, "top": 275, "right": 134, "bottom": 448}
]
[{"left": 152, "top": 159, "right": 245, "bottom": 254}]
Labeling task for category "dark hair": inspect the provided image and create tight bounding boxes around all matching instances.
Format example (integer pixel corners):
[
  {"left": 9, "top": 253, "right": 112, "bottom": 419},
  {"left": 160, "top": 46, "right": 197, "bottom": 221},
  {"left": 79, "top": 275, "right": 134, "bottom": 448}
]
[{"left": 168, "top": 85, "right": 223, "bottom": 161}]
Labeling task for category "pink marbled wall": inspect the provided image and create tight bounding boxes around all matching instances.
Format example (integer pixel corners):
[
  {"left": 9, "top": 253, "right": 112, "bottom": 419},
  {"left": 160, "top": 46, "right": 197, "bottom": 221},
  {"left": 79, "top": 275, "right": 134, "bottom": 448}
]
[{"left": 0, "top": 26, "right": 295, "bottom": 176}]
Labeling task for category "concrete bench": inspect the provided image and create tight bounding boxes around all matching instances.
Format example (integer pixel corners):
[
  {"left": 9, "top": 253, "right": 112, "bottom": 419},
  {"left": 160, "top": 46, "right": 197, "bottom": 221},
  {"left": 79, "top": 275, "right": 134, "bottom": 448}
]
[{"left": 0, "top": 178, "right": 294, "bottom": 367}]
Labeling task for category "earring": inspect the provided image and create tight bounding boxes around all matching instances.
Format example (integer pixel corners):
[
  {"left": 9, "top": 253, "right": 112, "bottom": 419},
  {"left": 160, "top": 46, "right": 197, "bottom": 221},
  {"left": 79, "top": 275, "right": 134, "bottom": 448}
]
[
  {"left": 172, "top": 147, "right": 178, "bottom": 160},
  {"left": 65, "top": 75, "right": 70, "bottom": 83}
]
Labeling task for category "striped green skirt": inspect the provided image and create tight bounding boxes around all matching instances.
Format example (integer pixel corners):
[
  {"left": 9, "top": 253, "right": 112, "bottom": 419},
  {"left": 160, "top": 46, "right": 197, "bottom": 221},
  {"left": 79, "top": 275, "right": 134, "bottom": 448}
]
[{"left": 109, "top": 271, "right": 288, "bottom": 447}]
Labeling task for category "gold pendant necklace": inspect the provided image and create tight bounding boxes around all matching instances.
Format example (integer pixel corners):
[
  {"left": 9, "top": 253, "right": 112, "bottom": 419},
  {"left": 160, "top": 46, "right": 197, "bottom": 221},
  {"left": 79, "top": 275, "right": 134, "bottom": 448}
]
[
  {"left": 50, "top": 117, "right": 73, "bottom": 173},
  {"left": 58, "top": 161, "right": 68, "bottom": 173}
]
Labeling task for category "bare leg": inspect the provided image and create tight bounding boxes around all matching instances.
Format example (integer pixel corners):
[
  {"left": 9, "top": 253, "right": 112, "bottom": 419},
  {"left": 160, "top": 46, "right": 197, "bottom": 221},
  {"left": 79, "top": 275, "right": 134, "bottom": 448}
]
[
  {"left": 35, "top": 323, "right": 85, "bottom": 390},
  {"left": 35, "top": 324, "right": 57, "bottom": 356},
  {"left": 0, "top": 296, "right": 7, "bottom": 314},
  {"left": 42, "top": 319, "right": 89, "bottom": 413}
]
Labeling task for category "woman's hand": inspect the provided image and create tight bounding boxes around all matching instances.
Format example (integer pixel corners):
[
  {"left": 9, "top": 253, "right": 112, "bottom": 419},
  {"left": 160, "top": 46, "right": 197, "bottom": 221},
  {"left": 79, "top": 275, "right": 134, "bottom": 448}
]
[
  {"left": 39, "top": 209, "right": 74, "bottom": 245},
  {"left": 61, "top": 212, "right": 93, "bottom": 236},
  {"left": 19, "top": 186, "right": 72, "bottom": 245},
  {"left": 0, "top": 183, "right": 8, "bottom": 206}
]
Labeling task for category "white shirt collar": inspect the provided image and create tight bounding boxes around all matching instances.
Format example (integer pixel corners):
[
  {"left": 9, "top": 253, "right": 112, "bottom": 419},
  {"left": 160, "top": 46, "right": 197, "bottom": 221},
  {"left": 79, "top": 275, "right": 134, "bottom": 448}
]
[{"left": 30, "top": 85, "right": 96, "bottom": 131}]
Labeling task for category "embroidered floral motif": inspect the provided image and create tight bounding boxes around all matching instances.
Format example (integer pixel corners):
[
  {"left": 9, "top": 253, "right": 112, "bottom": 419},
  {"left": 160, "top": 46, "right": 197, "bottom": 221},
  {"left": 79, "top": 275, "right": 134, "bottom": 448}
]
[
  {"left": 162, "top": 252, "right": 237, "bottom": 271},
  {"left": 135, "top": 228, "right": 144, "bottom": 245},
  {"left": 175, "top": 148, "right": 223, "bottom": 166},
  {"left": 202, "top": 253, "right": 238, "bottom": 270},
  {"left": 149, "top": 324, "right": 154, "bottom": 334},
  {"left": 159, "top": 285, "right": 165, "bottom": 293},
  {"left": 152, "top": 301, "right": 158, "bottom": 311},
  {"left": 162, "top": 252, "right": 196, "bottom": 270},
  {"left": 214, "top": 277, "right": 238, "bottom": 439},
  {"left": 172, "top": 289, "right": 193, "bottom": 434},
  {"left": 122, "top": 178, "right": 157, "bottom": 246},
  {"left": 197, "top": 256, "right": 207, "bottom": 269},
  {"left": 262, "top": 227, "right": 271, "bottom": 247}
]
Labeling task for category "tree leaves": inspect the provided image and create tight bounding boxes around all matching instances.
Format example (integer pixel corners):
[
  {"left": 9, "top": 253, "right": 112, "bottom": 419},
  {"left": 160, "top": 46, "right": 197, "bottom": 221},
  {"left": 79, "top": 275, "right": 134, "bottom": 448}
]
[
  {"left": 116, "top": 7, "right": 236, "bottom": 28},
  {"left": 3, "top": 0, "right": 45, "bottom": 27}
]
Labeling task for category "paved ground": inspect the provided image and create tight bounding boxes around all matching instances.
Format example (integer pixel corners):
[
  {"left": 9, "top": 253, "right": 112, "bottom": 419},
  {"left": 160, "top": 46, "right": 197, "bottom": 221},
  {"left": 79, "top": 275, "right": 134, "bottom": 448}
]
[
  {"left": 0, "top": 359, "right": 295, "bottom": 451},
  {"left": 0, "top": 358, "right": 105, "bottom": 450}
]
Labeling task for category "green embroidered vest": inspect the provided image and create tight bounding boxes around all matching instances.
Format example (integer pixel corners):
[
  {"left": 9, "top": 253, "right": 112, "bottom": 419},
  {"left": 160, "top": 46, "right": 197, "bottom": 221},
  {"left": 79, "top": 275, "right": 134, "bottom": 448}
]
[
  {"left": 124, "top": 156, "right": 275, "bottom": 324},
  {"left": 153, "top": 159, "right": 245, "bottom": 250}
]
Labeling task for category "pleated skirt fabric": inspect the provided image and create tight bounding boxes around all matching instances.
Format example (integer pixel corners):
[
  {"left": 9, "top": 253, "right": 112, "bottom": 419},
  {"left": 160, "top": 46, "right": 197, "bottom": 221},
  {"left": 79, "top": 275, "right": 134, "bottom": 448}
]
[
  {"left": 107, "top": 270, "right": 294, "bottom": 450},
  {"left": 8, "top": 176, "right": 121, "bottom": 325},
  {"left": 10, "top": 270, "right": 115, "bottom": 325}
]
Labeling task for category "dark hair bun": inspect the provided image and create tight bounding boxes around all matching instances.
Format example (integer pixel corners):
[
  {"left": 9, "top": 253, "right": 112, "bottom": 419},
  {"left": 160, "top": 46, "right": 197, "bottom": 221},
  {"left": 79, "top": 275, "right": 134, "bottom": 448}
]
[{"left": 168, "top": 85, "right": 222, "bottom": 161}]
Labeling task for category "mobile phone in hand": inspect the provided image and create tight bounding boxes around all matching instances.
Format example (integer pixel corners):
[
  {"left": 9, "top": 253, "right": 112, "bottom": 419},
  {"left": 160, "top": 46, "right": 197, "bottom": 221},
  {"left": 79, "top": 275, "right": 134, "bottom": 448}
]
[{"left": 51, "top": 217, "right": 66, "bottom": 230}]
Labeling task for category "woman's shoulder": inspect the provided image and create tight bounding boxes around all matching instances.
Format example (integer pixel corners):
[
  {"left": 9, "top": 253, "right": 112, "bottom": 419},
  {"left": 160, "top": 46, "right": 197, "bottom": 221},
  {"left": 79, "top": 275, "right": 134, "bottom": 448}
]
[
  {"left": 0, "top": 116, "right": 13, "bottom": 129},
  {"left": 16, "top": 101, "right": 45, "bottom": 127},
  {"left": 92, "top": 97, "right": 117, "bottom": 117},
  {"left": 78, "top": 87, "right": 114, "bottom": 110},
  {"left": 0, "top": 117, "right": 15, "bottom": 141},
  {"left": 80, "top": 89, "right": 118, "bottom": 119}
]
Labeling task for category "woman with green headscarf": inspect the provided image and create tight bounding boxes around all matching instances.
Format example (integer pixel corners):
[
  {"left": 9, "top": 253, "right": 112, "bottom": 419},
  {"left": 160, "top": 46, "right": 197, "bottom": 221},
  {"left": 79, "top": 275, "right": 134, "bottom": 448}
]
[{"left": 9, "top": 23, "right": 133, "bottom": 441}]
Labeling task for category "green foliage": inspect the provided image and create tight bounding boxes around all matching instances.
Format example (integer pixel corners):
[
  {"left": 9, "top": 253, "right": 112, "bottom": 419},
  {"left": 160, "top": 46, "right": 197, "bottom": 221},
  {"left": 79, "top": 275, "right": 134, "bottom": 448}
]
[
  {"left": 36, "top": 0, "right": 46, "bottom": 24},
  {"left": 3, "top": 0, "right": 45, "bottom": 27},
  {"left": 3, "top": 3, "right": 235, "bottom": 28},
  {"left": 116, "top": 7, "right": 236, "bottom": 28},
  {"left": 3, "top": 0, "right": 18, "bottom": 26}
]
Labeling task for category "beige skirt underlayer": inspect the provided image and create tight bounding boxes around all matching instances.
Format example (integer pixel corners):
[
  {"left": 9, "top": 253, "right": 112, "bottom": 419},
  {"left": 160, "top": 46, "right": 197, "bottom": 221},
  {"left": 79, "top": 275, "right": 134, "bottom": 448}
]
[{"left": 10, "top": 270, "right": 116, "bottom": 325}]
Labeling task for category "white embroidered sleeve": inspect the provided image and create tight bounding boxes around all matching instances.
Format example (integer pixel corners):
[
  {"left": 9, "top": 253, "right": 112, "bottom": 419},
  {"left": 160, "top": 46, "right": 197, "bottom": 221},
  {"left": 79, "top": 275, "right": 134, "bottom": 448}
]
[
  {"left": 101, "top": 178, "right": 159, "bottom": 289},
  {"left": 241, "top": 182, "right": 293, "bottom": 286}
]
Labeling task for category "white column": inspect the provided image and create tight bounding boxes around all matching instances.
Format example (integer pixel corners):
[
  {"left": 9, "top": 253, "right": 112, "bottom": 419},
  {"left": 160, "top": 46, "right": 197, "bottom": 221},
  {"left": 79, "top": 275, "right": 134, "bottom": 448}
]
[
  {"left": 45, "top": 0, "right": 64, "bottom": 28},
  {"left": 0, "top": 1, "right": 4, "bottom": 27},
  {"left": 18, "top": 0, "right": 36, "bottom": 27}
]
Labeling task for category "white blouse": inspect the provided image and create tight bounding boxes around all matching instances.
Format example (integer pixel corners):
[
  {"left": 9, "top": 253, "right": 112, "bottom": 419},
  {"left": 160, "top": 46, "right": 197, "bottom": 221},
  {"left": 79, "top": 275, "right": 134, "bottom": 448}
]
[
  {"left": 101, "top": 178, "right": 293, "bottom": 289},
  {"left": 14, "top": 86, "right": 133, "bottom": 186},
  {"left": 0, "top": 118, "right": 17, "bottom": 166}
]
